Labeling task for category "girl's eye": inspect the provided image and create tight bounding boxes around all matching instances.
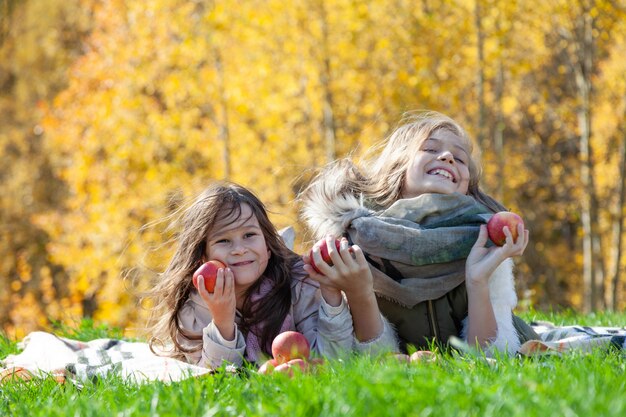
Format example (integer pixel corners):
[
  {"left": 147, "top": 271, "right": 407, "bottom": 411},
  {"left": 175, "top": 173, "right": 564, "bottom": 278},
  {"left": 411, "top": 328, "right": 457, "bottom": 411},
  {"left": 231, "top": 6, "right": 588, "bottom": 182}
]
[
  {"left": 454, "top": 156, "right": 466, "bottom": 164},
  {"left": 214, "top": 239, "right": 229, "bottom": 244},
  {"left": 422, "top": 148, "right": 437, "bottom": 153},
  {"left": 244, "top": 232, "right": 257, "bottom": 238}
]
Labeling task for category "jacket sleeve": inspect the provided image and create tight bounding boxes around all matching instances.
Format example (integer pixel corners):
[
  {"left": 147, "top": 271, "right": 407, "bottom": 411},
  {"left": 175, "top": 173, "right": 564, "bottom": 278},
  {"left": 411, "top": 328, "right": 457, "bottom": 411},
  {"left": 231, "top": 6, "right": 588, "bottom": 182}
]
[
  {"left": 177, "top": 293, "right": 247, "bottom": 369},
  {"left": 460, "top": 258, "right": 521, "bottom": 355},
  {"left": 352, "top": 314, "right": 399, "bottom": 356},
  {"left": 291, "top": 278, "right": 355, "bottom": 359}
]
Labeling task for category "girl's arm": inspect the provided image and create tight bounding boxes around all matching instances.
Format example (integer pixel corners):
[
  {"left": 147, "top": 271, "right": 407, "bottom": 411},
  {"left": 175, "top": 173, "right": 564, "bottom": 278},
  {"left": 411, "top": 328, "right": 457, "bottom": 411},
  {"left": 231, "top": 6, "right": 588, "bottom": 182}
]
[
  {"left": 304, "top": 237, "right": 386, "bottom": 343},
  {"left": 465, "top": 223, "right": 529, "bottom": 348},
  {"left": 196, "top": 268, "right": 237, "bottom": 341},
  {"left": 177, "top": 269, "right": 247, "bottom": 368},
  {"left": 291, "top": 277, "right": 354, "bottom": 359},
  {"left": 176, "top": 295, "right": 246, "bottom": 368}
]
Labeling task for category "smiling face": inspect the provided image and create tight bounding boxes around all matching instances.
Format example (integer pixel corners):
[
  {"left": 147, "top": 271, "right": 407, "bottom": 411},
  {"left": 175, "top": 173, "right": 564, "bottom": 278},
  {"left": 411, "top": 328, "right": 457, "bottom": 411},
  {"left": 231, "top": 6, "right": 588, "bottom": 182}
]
[
  {"left": 205, "top": 203, "right": 271, "bottom": 298},
  {"left": 401, "top": 128, "right": 471, "bottom": 198}
]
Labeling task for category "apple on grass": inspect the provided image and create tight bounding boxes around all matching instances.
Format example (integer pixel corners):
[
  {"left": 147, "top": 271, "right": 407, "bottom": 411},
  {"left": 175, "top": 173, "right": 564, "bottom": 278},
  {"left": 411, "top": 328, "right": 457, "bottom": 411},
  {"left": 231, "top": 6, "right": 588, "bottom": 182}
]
[
  {"left": 486, "top": 211, "right": 524, "bottom": 246},
  {"left": 192, "top": 260, "right": 226, "bottom": 293},
  {"left": 271, "top": 331, "right": 311, "bottom": 364},
  {"left": 273, "top": 359, "right": 309, "bottom": 376},
  {"left": 385, "top": 352, "right": 435, "bottom": 364},
  {"left": 389, "top": 353, "right": 411, "bottom": 364},
  {"left": 409, "top": 350, "right": 436, "bottom": 363},
  {"left": 258, "top": 332, "right": 325, "bottom": 376},
  {"left": 257, "top": 359, "right": 279, "bottom": 375}
]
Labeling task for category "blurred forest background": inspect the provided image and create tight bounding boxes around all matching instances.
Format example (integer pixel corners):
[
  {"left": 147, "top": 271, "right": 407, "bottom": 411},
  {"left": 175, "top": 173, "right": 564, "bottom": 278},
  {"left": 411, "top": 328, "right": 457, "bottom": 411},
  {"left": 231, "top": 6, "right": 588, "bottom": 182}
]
[{"left": 1, "top": 0, "right": 626, "bottom": 339}]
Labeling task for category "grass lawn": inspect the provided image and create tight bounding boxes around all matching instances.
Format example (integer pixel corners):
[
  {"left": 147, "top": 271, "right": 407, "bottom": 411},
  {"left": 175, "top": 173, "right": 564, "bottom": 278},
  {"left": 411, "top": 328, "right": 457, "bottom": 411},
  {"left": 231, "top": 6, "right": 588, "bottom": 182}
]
[{"left": 1, "top": 311, "right": 625, "bottom": 417}]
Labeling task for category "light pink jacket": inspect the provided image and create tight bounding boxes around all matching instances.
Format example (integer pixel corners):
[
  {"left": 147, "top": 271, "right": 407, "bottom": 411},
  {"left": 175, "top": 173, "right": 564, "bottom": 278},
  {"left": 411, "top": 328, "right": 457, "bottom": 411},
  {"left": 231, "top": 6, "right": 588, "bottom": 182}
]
[{"left": 177, "top": 274, "right": 397, "bottom": 369}]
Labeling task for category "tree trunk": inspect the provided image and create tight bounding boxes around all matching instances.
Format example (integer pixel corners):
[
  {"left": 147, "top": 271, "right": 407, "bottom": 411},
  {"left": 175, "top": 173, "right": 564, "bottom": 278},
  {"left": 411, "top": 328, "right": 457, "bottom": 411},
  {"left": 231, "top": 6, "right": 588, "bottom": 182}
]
[
  {"left": 572, "top": 7, "right": 603, "bottom": 312},
  {"left": 0, "top": 0, "right": 18, "bottom": 45},
  {"left": 474, "top": 0, "right": 486, "bottom": 149},
  {"left": 494, "top": 14, "right": 505, "bottom": 202},
  {"left": 214, "top": 48, "right": 231, "bottom": 179},
  {"left": 318, "top": 0, "right": 336, "bottom": 163},
  {"left": 609, "top": 103, "right": 626, "bottom": 310}
]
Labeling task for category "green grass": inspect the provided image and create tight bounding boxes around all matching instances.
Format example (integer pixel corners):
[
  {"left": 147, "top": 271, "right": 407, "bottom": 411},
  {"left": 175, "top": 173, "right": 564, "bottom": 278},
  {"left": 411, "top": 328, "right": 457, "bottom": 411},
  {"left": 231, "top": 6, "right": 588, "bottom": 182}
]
[{"left": 1, "top": 312, "right": 625, "bottom": 417}]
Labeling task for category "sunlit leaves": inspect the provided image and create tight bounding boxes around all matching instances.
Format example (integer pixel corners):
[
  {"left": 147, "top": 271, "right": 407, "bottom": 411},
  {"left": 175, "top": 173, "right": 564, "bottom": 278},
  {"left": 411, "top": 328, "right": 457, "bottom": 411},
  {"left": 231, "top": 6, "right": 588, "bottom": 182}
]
[{"left": 2, "top": 0, "right": 626, "bottom": 336}]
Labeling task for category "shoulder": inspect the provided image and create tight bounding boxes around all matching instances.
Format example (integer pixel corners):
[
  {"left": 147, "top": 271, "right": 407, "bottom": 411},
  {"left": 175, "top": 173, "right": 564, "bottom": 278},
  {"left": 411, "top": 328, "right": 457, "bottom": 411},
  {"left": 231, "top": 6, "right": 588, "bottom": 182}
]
[{"left": 289, "top": 259, "right": 320, "bottom": 303}]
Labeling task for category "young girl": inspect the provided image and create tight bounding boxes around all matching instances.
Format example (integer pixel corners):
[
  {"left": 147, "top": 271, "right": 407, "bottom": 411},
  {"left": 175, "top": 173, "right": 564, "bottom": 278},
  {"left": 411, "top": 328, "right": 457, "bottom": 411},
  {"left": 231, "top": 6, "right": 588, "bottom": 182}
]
[
  {"left": 299, "top": 111, "right": 535, "bottom": 355},
  {"left": 147, "top": 182, "right": 395, "bottom": 369}
]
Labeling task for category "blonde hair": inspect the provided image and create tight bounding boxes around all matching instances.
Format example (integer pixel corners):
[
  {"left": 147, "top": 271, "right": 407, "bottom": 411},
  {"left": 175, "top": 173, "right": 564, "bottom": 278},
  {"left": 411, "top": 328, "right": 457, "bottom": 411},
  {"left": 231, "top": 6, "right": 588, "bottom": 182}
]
[{"left": 302, "top": 110, "right": 504, "bottom": 213}]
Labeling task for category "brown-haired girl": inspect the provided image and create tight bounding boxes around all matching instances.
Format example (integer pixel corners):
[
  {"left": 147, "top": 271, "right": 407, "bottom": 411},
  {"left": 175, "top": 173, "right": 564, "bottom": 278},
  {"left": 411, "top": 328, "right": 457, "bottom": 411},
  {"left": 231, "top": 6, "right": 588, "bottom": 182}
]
[{"left": 148, "top": 182, "right": 396, "bottom": 368}]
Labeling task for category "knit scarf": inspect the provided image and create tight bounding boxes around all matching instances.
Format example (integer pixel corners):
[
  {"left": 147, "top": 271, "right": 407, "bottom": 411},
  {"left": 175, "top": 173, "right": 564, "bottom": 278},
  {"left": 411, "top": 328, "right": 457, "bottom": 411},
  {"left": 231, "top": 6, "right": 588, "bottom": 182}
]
[
  {"left": 345, "top": 193, "right": 492, "bottom": 307},
  {"left": 244, "top": 279, "right": 294, "bottom": 363}
]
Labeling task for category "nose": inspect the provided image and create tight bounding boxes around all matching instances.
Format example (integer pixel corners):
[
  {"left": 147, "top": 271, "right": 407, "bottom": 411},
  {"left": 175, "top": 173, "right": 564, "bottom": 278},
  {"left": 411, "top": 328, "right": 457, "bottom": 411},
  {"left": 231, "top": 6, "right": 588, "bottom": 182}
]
[
  {"left": 230, "top": 240, "right": 248, "bottom": 254},
  {"left": 438, "top": 150, "right": 455, "bottom": 164}
]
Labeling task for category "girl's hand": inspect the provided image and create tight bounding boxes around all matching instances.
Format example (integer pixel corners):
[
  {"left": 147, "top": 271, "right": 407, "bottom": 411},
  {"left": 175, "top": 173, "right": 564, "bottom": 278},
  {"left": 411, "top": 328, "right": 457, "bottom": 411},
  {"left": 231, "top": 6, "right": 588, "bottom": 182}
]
[
  {"left": 303, "top": 236, "right": 374, "bottom": 301},
  {"left": 197, "top": 267, "right": 237, "bottom": 341},
  {"left": 304, "top": 235, "right": 383, "bottom": 342},
  {"left": 303, "top": 237, "right": 346, "bottom": 305},
  {"left": 465, "top": 223, "right": 529, "bottom": 287}
]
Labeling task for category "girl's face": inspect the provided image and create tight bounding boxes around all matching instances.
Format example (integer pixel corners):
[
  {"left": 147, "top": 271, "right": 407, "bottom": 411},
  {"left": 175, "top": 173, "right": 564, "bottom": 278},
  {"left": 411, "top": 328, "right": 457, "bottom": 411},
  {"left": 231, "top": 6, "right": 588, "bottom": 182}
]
[
  {"left": 205, "top": 203, "right": 271, "bottom": 296},
  {"left": 401, "top": 128, "right": 471, "bottom": 198}
]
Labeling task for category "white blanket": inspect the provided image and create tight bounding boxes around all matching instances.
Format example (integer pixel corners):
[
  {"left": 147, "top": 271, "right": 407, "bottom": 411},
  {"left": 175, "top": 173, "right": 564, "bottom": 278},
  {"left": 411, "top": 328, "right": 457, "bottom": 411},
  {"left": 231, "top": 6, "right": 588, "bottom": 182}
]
[
  {"left": 0, "top": 331, "right": 212, "bottom": 384},
  {"left": 519, "top": 322, "right": 626, "bottom": 355}
]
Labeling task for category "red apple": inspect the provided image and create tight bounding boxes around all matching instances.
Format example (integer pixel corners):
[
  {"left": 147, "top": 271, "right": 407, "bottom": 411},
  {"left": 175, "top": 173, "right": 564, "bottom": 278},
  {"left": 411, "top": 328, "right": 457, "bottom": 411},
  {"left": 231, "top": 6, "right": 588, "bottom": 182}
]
[
  {"left": 389, "top": 353, "right": 411, "bottom": 364},
  {"left": 309, "top": 238, "right": 341, "bottom": 274},
  {"left": 257, "top": 358, "right": 279, "bottom": 375},
  {"left": 271, "top": 331, "right": 310, "bottom": 364},
  {"left": 192, "top": 260, "right": 226, "bottom": 293},
  {"left": 409, "top": 350, "right": 436, "bottom": 363},
  {"left": 273, "top": 359, "right": 309, "bottom": 377},
  {"left": 486, "top": 211, "right": 524, "bottom": 246}
]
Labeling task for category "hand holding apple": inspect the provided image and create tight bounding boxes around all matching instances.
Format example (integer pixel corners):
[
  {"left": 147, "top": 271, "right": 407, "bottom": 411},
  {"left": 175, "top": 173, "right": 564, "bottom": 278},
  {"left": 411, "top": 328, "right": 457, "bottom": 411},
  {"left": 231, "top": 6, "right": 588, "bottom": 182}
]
[
  {"left": 192, "top": 260, "right": 226, "bottom": 293},
  {"left": 486, "top": 211, "right": 525, "bottom": 246},
  {"left": 309, "top": 238, "right": 341, "bottom": 274}
]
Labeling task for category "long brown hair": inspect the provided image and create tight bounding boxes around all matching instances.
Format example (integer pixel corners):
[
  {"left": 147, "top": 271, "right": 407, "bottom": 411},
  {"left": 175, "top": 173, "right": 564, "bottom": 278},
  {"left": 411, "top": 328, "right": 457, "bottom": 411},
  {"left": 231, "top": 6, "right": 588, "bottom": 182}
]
[{"left": 147, "top": 182, "right": 299, "bottom": 359}]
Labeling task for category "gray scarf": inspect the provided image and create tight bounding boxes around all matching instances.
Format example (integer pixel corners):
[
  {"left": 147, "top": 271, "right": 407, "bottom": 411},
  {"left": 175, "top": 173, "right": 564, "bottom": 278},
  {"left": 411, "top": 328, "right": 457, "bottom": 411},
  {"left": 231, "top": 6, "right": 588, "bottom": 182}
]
[{"left": 345, "top": 193, "right": 491, "bottom": 307}]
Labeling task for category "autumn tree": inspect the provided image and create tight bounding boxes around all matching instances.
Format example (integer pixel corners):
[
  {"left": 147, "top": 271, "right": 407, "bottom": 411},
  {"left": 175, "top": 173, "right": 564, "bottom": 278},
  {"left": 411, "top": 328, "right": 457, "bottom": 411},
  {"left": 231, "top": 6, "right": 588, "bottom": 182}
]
[
  {"left": 3, "top": 0, "right": 626, "bottom": 337},
  {"left": 0, "top": 0, "right": 94, "bottom": 336}
]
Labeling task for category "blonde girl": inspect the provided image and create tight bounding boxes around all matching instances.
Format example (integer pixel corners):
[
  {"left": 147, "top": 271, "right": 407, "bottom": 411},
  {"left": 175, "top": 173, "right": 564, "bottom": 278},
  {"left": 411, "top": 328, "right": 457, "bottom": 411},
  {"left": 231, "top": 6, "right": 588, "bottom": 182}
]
[{"left": 300, "top": 111, "right": 535, "bottom": 354}]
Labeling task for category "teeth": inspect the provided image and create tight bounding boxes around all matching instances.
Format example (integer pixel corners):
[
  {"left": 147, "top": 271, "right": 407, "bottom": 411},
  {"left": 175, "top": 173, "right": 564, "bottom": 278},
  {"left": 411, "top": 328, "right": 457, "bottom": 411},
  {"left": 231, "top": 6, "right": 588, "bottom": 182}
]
[{"left": 429, "top": 169, "right": 454, "bottom": 181}]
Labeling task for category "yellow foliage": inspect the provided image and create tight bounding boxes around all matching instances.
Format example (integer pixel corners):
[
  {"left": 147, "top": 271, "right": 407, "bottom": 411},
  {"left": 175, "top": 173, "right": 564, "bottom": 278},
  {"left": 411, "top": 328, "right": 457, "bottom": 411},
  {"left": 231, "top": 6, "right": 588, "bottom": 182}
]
[{"left": 3, "top": 0, "right": 626, "bottom": 337}]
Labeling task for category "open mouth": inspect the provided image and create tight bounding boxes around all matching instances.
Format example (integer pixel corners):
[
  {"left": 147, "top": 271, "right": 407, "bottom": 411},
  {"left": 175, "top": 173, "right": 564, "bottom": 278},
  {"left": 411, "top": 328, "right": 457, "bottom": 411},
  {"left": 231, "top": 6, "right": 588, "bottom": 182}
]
[{"left": 427, "top": 168, "right": 457, "bottom": 183}]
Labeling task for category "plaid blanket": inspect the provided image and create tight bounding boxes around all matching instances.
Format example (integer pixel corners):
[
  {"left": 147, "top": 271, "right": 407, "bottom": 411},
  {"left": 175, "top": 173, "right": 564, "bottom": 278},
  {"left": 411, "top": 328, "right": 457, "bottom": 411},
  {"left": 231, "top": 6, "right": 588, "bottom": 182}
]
[
  {"left": 0, "top": 331, "right": 211, "bottom": 384},
  {"left": 3, "top": 323, "right": 625, "bottom": 383},
  {"left": 520, "top": 322, "right": 626, "bottom": 356}
]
